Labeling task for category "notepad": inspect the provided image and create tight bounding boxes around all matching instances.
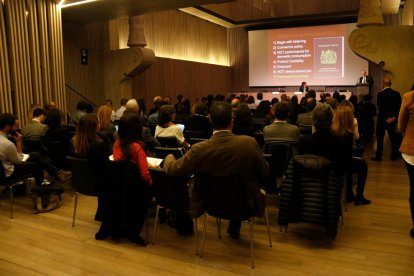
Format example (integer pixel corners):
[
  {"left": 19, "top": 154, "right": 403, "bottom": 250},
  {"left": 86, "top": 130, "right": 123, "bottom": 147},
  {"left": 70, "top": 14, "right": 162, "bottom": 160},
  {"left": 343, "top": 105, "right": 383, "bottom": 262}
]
[
  {"left": 147, "top": 157, "right": 163, "bottom": 167},
  {"left": 22, "top": 153, "right": 30, "bottom": 162}
]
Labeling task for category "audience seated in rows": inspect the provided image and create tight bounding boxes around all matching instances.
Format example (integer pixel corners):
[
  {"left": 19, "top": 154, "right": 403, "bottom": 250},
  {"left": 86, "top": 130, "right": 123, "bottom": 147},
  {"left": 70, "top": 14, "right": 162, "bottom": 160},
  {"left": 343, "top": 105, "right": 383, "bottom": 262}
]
[{"left": 164, "top": 102, "right": 268, "bottom": 239}]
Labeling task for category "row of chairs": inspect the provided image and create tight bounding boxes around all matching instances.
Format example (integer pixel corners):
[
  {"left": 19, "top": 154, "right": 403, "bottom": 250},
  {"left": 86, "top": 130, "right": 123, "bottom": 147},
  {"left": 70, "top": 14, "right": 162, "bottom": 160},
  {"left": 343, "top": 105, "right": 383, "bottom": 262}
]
[{"left": 66, "top": 155, "right": 271, "bottom": 268}]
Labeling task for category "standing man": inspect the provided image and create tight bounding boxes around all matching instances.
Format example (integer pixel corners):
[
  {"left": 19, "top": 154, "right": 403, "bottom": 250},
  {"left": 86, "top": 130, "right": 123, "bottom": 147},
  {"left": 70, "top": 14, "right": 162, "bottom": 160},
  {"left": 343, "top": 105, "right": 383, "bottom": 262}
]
[
  {"left": 372, "top": 77, "right": 402, "bottom": 161},
  {"left": 164, "top": 102, "right": 268, "bottom": 239},
  {"left": 358, "top": 69, "right": 374, "bottom": 94}
]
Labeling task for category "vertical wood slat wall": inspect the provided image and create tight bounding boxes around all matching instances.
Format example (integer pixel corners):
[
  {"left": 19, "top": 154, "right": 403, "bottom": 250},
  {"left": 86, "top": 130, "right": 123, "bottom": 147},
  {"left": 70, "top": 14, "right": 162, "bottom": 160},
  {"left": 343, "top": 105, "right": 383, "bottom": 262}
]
[{"left": 0, "top": 0, "right": 65, "bottom": 126}]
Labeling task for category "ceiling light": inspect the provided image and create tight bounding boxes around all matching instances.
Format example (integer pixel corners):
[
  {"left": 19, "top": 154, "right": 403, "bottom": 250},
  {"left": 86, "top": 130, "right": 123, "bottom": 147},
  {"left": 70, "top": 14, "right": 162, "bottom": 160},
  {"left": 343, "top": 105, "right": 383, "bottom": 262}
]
[{"left": 61, "top": 0, "right": 99, "bottom": 9}]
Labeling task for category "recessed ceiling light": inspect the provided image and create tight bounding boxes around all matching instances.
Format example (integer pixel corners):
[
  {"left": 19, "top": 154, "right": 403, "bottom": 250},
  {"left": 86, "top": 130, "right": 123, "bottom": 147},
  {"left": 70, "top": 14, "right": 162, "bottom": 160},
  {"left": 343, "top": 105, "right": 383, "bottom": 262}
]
[{"left": 61, "top": 0, "right": 99, "bottom": 9}]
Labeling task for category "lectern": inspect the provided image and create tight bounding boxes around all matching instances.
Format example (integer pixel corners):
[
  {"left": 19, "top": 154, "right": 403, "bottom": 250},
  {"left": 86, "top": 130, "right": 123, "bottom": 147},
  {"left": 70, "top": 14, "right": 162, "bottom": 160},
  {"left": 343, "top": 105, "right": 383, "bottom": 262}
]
[{"left": 356, "top": 84, "right": 369, "bottom": 97}]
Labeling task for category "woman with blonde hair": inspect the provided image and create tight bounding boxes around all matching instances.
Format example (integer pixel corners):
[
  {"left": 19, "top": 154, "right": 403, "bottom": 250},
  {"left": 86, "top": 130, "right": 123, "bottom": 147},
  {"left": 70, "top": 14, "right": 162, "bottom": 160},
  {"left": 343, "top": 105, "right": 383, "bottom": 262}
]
[
  {"left": 97, "top": 105, "right": 116, "bottom": 150},
  {"left": 332, "top": 103, "right": 371, "bottom": 205}
]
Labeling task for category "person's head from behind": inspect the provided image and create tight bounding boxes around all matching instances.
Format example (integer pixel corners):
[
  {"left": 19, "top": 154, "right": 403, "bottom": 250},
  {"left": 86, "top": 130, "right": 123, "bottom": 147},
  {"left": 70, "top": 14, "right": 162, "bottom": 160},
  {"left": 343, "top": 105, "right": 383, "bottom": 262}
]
[
  {"left": 234, "top": 103, "right": 252, "bottom": 126},
  {"left": 76, "top": 100, "right": 89, "bottom": 112},
  {"left": 257, "top": 92, "right": 263, "bottom": 101},
  {"left": 153, "top": 96, "right": 162, "bottom": 106},
  {"left": 340, "top": 100, "right": 355, "bottom": 113},
  {"left": 231, "top": 98, "right": 240, "bottom": 110},
  {"left": 301, "top": 81, "right": 307, "bottom": 87},
  {"left": 97, "top": 105, "right": 113, "bottom": 130},
  {"left": 331, "top": 104, "right": 354, "bottom": 137},
  {"left": 32, "top": 108, "right": 46, "bottom": 122},
  {"left": 118, "top": 113, "right": 144, "bottom": 160},
  {"left": 271, "top": 97, "right": 279, "bottom": 106},
  {"left": 254, "top": 100, "right": 271, "bottom": 118},
  {"left": 158, "top": 105, "right": 176, "bottom": 126},
  {"left": 305, "top": 98, "right": 317, "bottom": 112},
  {"left": 383, "top": 77, "right": 392, "bottom": 88},
  {"left": 104, "top": 99, "right": 113, "bottom": 107},
  {"left": 272, "top": 101, "right": 290, "bottom": 121},
  {"left": 312, "top": 104, "right": 333, "bottom": 132},
  {"left": 325, "top": 98, "right": 339, "bottom": 110},
  {"left": 44, "top": 108, "right": 63, "bottom": 129},
  {"left": 176, "top": 94, "right": 183, "bottom": 102},
  {"left": 120, "top": 98, "right": 129, "bottom": 107},
  {"left": 308, "top": 89, "right": 316, "bottom": 99},
  {"left": 210, "top": 102, "right": 233, "bottom": 130},
  {"left": 247, "top": 96, "right": 255, "bottom": 104},
  {"left": 73, "top": 114, "right": 99, "bottom": 155},
  {"left": 194, "top": 102, "right": 208, "bottom": 116},
  {"left": 44, "top": 101, "right": 56, "bottom": 111},
  {"left": 0, "top": 113, "right": 19, "bottom": 134},
  {"left": 125, "top": 99, "right": 139, "bottom": 113}
]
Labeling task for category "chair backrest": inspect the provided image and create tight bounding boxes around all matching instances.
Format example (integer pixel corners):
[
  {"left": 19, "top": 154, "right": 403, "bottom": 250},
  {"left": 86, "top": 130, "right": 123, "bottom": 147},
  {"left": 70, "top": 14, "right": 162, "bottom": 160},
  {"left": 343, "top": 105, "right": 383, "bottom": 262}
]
[
  {"left": 298, "top": 125, "right": 312, "bottom": 136},
  {"left": 43, "top": 140, "right": 68, "bottom": 169},
  {"left": 66, "top": 156, "right": 99, "bottom": 196},
  {"left": 188, "top": 137, "right": 207, "bottom": 145},
  {"left": 263, "top": 140, "right": 295, "bottom": 178},
  {"left": 195, "top": 173, "right": 250, "bottom": 221},
  {"left": 156, "top": 136, "right": 180, "bottom": 148},
  {"left": 149, "top": 167, "right": 189, "bottom": 211},
  {"left": 23, "top": 139, "right": 46, "bottom": 154},
  {"left": 154, "top": 147, "right": 185, "bottom": 159},
  {"left": 184, "top": 130, "right": 205, "bottom": 140}
]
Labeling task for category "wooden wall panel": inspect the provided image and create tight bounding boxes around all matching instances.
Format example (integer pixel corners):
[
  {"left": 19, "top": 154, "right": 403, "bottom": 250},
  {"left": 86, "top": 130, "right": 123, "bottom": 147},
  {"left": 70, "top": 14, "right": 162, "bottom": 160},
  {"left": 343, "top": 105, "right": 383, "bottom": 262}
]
[
  {"left": 142, "top": 10, "right": 229, "bottom": 66},
  {"left": 63, "top": 21, "right": 108, "bottom": 115},
  {"left": 0, "top": 0, "right": 65, "bottom": 125},
  {"left": 133, "top": 57, "right": 231, "bottom": 106},
  {"left": 0, "top": 0, "right": 12, "bottom": 113}
]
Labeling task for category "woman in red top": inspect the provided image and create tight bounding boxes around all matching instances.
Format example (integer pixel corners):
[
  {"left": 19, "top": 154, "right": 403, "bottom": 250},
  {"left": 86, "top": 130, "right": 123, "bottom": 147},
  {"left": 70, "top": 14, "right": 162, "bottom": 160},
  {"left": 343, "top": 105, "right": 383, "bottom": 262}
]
[{"left": 113, "top": 113, "right": 153, "bottom": 185}]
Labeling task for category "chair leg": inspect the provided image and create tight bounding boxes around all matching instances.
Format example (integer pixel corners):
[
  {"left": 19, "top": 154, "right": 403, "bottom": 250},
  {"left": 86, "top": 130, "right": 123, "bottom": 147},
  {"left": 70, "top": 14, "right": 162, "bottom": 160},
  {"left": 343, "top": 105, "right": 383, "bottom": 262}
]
[
  {"left": 72, "top": 192, "right": 78, "bottom": 227},
  {"left": 199, "top": 214, "right": 209, "bottom": 258},
  {"left": 264, "top": 208, "right": 272, "bottom": 247},
  {"left": 9, "top": 185, "right": 13, "bottom": 219},
  {"left": 146, "top": 210, "right": 149, "bottom": 243},
  {"left": 194, "top": 218, "right": 198, "bottom": 255},
  {"left": 249, "top": 221, "right": 254, "bottom": 269},
  {"left": 216, "top": 218, "right": 221, "bottom": 239},
  {"left": 152, "top": 205, "right": 161, "bottom": 245}
]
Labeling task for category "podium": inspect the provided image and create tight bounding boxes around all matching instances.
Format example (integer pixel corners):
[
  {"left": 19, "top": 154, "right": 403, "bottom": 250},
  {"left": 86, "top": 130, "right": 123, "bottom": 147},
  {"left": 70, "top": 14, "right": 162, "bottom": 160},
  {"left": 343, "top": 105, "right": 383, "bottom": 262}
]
[{"left": 356, "top": 84, "right": 370, "bottom": 97}]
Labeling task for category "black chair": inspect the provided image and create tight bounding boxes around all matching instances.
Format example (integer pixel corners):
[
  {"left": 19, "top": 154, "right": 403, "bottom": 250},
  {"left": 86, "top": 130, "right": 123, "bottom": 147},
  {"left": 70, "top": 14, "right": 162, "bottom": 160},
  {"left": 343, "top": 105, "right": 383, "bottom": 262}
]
[
  {"left": 43, "top": 140, "right": 69, "bottom": 170},
  {"left": 97, "top": 160, "right": 150, "bottom": 243},
  {"left": 154, "top": 147, "right": 185, "bottom": 160},
  {"left": 262, "top": 140, "right": 295, "bottom": 194},
  {"left": 196, "top": 173, "right": 272, "bottom": 268},
  {"left": 23, "top": 139, "right": 46, "bottom": 154},
  {"left": 188, "top": 138, "right": 207, "bottom": 145},
  {"left": 149, "top": 168, "right": 194, "bottom": 246},
  {"left": 0, "top": 163, "right": 34, "bottom": 219},
  {"left": 254, "top": 131, "right": 264, "bottom": 149},
  {"left": 156, "top": 136, "right": 180, "bottom": 148},
  {"left": 184, "top": 130, "right": 205, "bottom": 140},
  {"left": 66, "top": 156, "right": 99, "bottom": 227},
  {"left": 298, "top": 124, "right": 313, "bottom": 136}
]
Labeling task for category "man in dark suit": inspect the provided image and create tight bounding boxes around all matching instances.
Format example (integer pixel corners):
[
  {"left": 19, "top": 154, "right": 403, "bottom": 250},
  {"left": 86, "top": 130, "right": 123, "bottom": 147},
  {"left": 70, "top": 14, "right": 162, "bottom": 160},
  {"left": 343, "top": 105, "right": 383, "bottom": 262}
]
[
  {"left": 22, "top": 108, "right": 48, "bottom": 142},
  {"left": 357, "top": 69, "right": 374, "bottom": 94},
  {"left": 372, "top": 77, "right": 402, "bottom": 161},
  {"left": 164, "top": 102, "right": 268, "bottom": 239}
]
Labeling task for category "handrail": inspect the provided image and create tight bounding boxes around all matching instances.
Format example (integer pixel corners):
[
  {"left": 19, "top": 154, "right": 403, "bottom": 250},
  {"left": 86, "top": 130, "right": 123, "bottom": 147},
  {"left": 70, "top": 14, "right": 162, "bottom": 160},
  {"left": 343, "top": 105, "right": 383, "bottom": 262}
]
[{"left": 65, "top": 83, "right": 99, "bottom": 107}]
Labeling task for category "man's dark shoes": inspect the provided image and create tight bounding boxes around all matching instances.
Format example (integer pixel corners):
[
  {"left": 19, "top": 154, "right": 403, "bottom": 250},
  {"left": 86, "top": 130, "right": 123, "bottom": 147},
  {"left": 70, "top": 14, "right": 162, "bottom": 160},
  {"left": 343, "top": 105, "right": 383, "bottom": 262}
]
[
  {"left": 371, "top": 157, "right": 382, "bottom": 162},
  {"left": 354, "top": 197, "right": 371, "bottom": 206},
  {"left": 227, "top": 227, "right": 240, "bottom": 240}
]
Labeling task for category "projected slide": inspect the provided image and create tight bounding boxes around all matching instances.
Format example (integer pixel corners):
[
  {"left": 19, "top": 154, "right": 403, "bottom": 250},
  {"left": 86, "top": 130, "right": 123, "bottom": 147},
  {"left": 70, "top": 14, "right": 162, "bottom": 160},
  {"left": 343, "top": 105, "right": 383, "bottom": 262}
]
[{"left": 250, "top": 24, "right": 367, "bottom": 87}]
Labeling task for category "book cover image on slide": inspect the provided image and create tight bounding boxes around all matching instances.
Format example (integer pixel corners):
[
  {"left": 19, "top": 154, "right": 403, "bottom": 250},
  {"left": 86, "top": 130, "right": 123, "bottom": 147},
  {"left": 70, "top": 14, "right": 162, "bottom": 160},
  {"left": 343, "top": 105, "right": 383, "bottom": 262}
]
[{"left": 314, "top": 37, "right": 344, "bottom": 78}]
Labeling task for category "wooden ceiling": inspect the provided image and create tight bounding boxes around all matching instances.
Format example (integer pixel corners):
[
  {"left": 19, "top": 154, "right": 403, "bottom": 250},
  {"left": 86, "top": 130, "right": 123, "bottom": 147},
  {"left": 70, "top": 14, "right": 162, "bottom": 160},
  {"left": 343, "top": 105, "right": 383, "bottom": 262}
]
[
  {"left": 61, "top": 0, "right": 404, "bottom": 27},
  {"left": 61, "top": 0, "right": 235, "bottom": 24}
]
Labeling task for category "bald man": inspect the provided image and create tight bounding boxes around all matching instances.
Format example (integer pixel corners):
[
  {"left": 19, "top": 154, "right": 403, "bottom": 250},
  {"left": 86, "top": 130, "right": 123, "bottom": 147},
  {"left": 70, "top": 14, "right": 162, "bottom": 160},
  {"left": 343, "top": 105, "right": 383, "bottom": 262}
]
[{"left": 372, "top": 77, "right": 402, "bottom": 161}]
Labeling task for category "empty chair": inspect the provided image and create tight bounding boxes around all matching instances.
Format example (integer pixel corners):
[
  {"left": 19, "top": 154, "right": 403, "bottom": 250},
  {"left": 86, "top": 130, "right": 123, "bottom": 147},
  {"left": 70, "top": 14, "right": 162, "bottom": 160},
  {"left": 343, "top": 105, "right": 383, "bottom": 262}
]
[
  {"left": 262, "top": 140, "right": 295, "bottom": 194},
  {"left": 0, "top": 163, "right": 34, "bottom": 219},
  {"left": 149, "top": 167, "right": 193, "bottom": 244},
  {"left": 66, "top": 156, "right": 99, "bottom": 227},
  {"left": 196, "top": 173, "right": 272, "bottom": 268},
  {"left": 156, "top": 136, "right": 180, "bottom": 148}
]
